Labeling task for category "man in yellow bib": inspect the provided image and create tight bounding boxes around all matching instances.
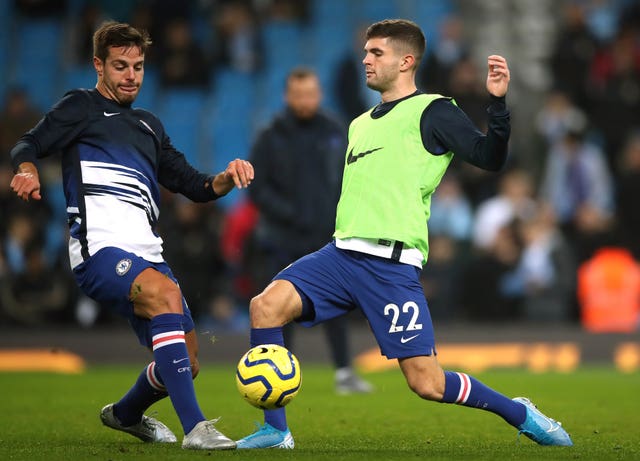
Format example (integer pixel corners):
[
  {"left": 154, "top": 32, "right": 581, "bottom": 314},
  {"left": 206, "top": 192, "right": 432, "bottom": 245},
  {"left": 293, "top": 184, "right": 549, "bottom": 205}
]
[{"left": 236, "top": 19, "right": 573, "bottom": 449}]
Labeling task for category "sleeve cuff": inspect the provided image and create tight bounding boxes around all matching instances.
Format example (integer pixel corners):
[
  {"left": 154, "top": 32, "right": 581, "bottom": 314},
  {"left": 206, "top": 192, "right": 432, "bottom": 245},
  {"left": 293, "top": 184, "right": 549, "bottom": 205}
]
[
  {"left": 206, "top": 175, "right": 221, "bottom": 199},
  {"left": 10, "top": 141, "right": 38, "bottom": 172},
  {"left": 487, "top": 95, "right": 508, "bottom": 116}
]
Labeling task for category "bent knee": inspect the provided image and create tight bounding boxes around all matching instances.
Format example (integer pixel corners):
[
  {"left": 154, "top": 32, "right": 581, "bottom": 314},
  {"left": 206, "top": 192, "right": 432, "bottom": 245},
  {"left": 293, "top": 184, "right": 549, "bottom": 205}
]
[
  {"left": 249, "top": 294, "right": 279, "bottom": 326},
  {"left": 132, "top": 273, "right": 183, "bottom": 318},
  {"left": 249, "top": 286, "right": 300, "bottom": 327}
]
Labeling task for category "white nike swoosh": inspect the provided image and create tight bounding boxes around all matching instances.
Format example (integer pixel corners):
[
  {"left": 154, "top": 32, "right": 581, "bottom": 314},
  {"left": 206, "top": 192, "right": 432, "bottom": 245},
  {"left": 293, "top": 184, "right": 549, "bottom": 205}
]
[
  {"left": 172, "top": 357, "right": 189, "bottom": 364},
  {"left": 103, "top": 111, "right": 120, "bottom": 117},
  {"left": 400, "top": 334, "right": 420, "bottom": 344}
]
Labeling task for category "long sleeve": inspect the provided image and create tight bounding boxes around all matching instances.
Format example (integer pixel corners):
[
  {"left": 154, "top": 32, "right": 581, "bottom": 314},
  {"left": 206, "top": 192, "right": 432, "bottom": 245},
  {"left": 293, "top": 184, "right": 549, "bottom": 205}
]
[
  {"left": 157, "top": 134, "right": 220, "bottom": 202},
  {"left": 10, "top": 90, "right": 91, "bottom": 170},
  {"left": 421, "top": 95, "right": 510, "bottom": 171}
]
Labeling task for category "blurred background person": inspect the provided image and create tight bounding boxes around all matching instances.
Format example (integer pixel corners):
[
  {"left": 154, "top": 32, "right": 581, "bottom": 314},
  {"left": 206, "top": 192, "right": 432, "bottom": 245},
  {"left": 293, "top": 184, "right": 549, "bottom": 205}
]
[
  {"left": 157, "top": 17, "right": 210, "bottom": 89},
  {"left": 615, "top": 131, "right": 640, "bottom": 259},
  {"left": 422, "top": 173, "right": 473, "bottom": 321},
  {"left": 0, "top": 87, "right": 43, "bottom": 157},
  {"left": 503, "top": 206, "right": 576, "bottom": 322},
  {"left": 333, "top": 24, "right": 378, "bottom": 124},
  {"left": 538, "top": 117, "right": 615, "bottom": 264},
  {"left": 248, "top": 67, "right": 372, "bottom": 394},
  {"left": 208, "top": 0, "right": 262, "bottom": 74},
  {"left": 472, "top": 168, "right": 537, "bottom": 252}
]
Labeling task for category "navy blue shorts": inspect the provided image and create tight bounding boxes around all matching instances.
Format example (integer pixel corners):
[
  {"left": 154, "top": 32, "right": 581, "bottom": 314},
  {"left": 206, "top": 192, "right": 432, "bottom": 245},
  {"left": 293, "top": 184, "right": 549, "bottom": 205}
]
[
  {"left": 72, "top": 247, "right": 194, "bottom": 347},
  {"left": 275, "top": 242, "right": 436, "bottom": 359}
]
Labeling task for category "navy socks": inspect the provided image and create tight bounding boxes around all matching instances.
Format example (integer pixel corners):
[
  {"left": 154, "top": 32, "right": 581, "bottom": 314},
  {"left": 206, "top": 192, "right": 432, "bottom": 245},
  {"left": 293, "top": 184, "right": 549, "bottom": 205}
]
[
  {"left": 251, "top": 327, "right": 288, "bottom": 431},
  {"left": 150, "top": 313, "right": 205, "bottom": 434},
  {"left": 113, "top": 361, "right": 167, "bottom": 426},
  {"left": 441, "top": 371, "right": 527, "bottom": 427}
]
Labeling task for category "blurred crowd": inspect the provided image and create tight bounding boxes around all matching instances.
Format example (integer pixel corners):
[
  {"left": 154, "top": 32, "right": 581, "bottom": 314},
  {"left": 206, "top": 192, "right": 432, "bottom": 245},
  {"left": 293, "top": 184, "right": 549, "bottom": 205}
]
[{"left": 1, "top": 0, "right": 640, "bottom": 332}]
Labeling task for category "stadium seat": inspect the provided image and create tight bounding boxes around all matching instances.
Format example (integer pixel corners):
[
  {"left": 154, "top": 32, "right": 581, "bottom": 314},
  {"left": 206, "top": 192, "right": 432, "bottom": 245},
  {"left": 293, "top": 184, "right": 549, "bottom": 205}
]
[
  {"left": 12, "top": 18, "right": 64, "bottom": 111},
  {"left": 261, "top": 20, "right": 306, "bottom": 71},
  {"left": 155, "top": 88, "right": 207, "bottom": 168},
  {"left": 62, "top": 66, "right": 96, "bottom": 92}
]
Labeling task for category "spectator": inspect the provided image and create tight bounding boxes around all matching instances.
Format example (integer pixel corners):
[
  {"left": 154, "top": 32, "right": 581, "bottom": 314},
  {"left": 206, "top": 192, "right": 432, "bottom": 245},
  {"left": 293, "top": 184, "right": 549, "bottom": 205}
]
[
  {"left": 333, "top": 24, "right": 378, "bottom": 123},
  {"left": 248, "top": 67, "right": 372, "bottom": 394},
  {"left": 68, "top": 2, "right": 106, "bottom": 65},
  {"left": 0, "top": 88, "right": 43, "bottom": 157},
  {"left": 158, "top": 18, "right": 210, "bottom": 88},
  {"left": 417, "top": 15, "right": 468, "bottom": 95},
  {"left": 535, "top": 90, "right": 588, "bottom": 148},
  {"left": 472, "top": 168, "right": 537, "bottom": 252},
  {"left": 586, "top": 26, "right": 640, "bottom": 169},
  {"left": 0, "top": 240, "right": 76, "bottom": 325},
  {"left": 210, "top": 1, "right": 262, "bottom": 74},
  {"left": 14, "top": 0, "right": 66, "bottom": 18},
  {"left": 462, "top": 222, "right": 523, "bottom": 321},
  {"left": 549, "top": 1, "right": 599, "bottom": 107},
  {"left": 539, "top": 119, "right": 615, "bottom": 263},
  {"left": 159, "top": 193, "right": 241, "bottom": 330},
  {"left": 429, "top": 173, "right": 473, "bottom": 242},
  {"left": 504, "top": 207, "right": 576, "bottom": 322},
  {"left": 447, "top": 56, "right": 489, "bottom": 130},
  {"left": 615, "top": 131, "right": 640, "bottom": 259}
]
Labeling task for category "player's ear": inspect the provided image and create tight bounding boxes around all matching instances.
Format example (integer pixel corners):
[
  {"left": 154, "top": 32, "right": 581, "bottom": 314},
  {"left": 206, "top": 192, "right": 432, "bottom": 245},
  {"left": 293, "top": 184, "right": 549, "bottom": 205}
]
[
  {"left": 400, "top": 54, "right": 415, "bottom": 72},
  {"left": 93, "top": 56, "right": 103, "bottom": 76}
]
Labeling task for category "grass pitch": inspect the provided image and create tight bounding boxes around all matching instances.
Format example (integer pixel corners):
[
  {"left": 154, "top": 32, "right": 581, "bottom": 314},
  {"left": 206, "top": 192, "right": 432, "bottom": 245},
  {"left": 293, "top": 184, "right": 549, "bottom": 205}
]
[{"left": 1, "top": 365, "right": 638, "bottom": 460}]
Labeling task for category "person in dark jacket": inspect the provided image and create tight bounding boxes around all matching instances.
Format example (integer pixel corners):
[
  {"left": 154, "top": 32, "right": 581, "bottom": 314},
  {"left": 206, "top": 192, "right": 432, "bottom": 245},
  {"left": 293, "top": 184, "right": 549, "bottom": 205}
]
[{"left": 248, "top": 67, "right": 372, "bottom": 394}]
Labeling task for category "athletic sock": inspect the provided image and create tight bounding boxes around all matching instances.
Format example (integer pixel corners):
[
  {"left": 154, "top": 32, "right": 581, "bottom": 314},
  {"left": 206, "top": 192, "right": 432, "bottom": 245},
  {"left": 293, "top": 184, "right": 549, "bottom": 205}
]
[
  {"left": 151, "top": 313, "right": 205, "bottom": 434},
  {"left": 441, "top": 371, "right": 527, "bottom": 427},
  {"left": 250, "top": 327, "right": 288, "bottom": 431},
  {"left": 113, "top": 361, "right": 167, "bottom": 426}
]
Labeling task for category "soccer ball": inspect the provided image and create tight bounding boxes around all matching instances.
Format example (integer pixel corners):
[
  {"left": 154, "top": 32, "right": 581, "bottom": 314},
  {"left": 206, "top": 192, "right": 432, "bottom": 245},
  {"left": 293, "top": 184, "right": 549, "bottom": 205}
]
[{"left": 235, "top": 344, "right": 302, "bottom": 410}]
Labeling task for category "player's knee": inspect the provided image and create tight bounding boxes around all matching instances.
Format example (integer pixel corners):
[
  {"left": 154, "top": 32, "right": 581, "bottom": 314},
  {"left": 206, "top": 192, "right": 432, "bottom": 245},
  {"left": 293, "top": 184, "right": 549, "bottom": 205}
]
[
  {"left": 133, "top": 277, "right": 183, "bottom": 318},
  {"left": 249, "top": 293, "right": 289, "bottom": 327}
]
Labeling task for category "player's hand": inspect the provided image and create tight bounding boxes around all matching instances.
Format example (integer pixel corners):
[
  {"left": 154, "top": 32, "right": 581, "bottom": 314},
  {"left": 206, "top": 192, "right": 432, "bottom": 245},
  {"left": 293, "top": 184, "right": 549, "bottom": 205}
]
[
  {"left": 10, "top": 162, "right": 41, "bottom": 201},
  {"left": 486, "top": 55, "right": 510, "bottom": 98},
  {"left": 214, "top": 158, "right": 254, "bottom": 194}
]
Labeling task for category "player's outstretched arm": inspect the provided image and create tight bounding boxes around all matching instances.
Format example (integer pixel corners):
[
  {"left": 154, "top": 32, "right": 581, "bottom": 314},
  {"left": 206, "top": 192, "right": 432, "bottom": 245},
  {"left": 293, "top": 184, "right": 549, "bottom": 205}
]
[
  {"left": 486, "top": 55, "right": 510, "bottom": 97},
  {"left": 10, "top": 162, "right": 42, "bottom": 201},
  {"left": 211, "top": 158, "right": 254, "bottom": 195}
]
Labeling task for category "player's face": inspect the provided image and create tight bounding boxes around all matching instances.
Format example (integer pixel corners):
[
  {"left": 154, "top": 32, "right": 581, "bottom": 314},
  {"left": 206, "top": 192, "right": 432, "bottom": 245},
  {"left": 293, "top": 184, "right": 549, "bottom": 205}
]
[
  {"left": 94, "top": 45, "right": 144, "bottom": 105},
  {"left": 362, "top": 37, "right": 401, "bottom": 93},
  {"left": 285, "top": 75, "right": 322, "bottom": 120}
]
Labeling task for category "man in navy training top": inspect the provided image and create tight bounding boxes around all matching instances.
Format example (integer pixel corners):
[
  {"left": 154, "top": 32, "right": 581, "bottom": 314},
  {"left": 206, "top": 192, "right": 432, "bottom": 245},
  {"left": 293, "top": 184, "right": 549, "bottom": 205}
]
[{"left": 9, "top": 21, "right": 254, "bottom": 450}]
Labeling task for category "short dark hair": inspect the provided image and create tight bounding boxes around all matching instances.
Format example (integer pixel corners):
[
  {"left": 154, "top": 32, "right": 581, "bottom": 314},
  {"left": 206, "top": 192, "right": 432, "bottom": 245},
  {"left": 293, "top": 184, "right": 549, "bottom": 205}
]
[
  {"left": 286, "top": 66, "right": 317, "bottom": 84},
  {"left": 93, "top": 21, "right": 152, "bottom": 62},
  {"left": 366, "top": 19, "right": 426, "bottom": 65}
]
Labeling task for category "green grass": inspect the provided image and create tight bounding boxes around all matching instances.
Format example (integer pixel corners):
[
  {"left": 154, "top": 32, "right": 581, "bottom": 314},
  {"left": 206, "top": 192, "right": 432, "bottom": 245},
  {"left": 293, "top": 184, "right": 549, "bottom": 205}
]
[{"left": 1, "top": 365, "right": 638, "bottom": 460}]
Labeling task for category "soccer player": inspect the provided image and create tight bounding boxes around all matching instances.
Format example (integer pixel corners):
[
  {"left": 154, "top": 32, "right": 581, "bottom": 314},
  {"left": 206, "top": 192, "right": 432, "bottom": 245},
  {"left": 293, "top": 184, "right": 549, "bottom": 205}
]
[
  {"left": 236, "top": 19, "right": 573, "bottom": 449},
  {"left": 9, "top": 21, "right": 254, "bottom": 450}
]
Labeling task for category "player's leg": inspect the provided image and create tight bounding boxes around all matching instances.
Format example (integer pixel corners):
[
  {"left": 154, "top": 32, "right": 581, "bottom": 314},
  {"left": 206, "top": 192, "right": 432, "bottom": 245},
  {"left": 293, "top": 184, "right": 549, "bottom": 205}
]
[
  {"left": 397, "top": 355, "right": 573, "bottom": 446},
  {"left": 237, "top": 242, "right": 360, "bottom": 449},
  {"left": 130, "top": 269, "right": 205, "bottom": 430},
  {"left": 131, "top": 267, "right": 235, "bottom": 449},
  {"left": 398, "top": 355, "right": 526, "bottom": 423},
  {"left": 236, "top": 278, "right": 302, "bottom": 449},
  {"left": 73, "top": 249, "right": 181, "bottom": 443},
  {"left": 353, "top": 252, "right": 572, "bottom": 446}
]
